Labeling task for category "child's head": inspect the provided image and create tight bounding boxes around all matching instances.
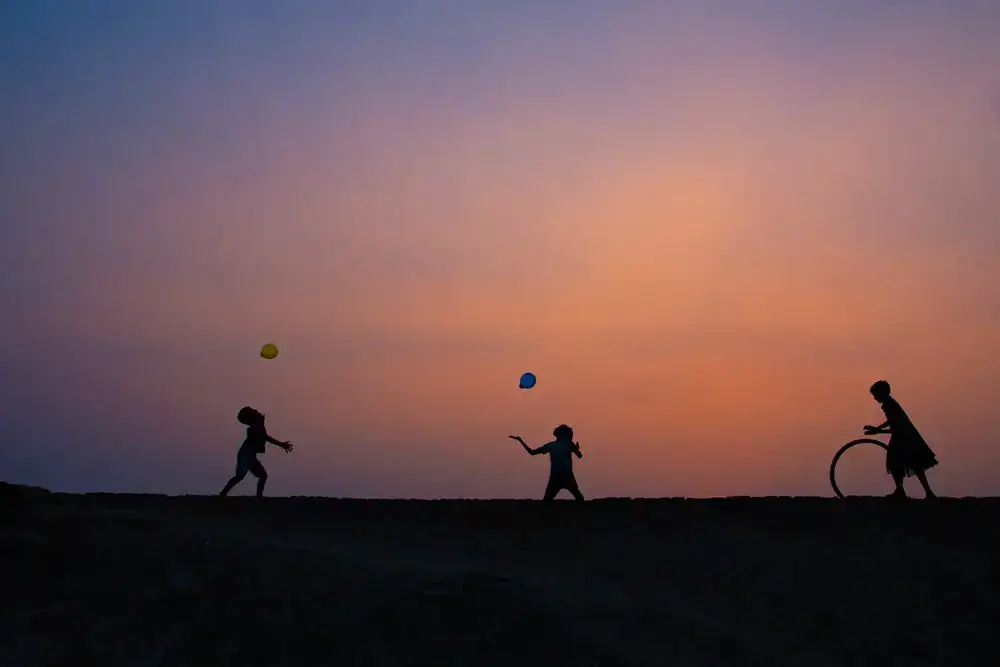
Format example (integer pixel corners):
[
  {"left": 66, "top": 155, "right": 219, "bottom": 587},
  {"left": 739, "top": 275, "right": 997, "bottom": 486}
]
[
  {"left": 869, "top": 380, "right": 891, "bottom": 402},
  {"left": 237, "top": 406, "right": 263, "bottom": 426},
  {"left": 553, "top": 424, "right": 574, "bottom": 441}
]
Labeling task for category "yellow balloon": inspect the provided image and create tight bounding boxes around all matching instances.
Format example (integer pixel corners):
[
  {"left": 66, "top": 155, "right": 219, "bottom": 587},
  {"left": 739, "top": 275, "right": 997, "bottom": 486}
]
[{"left": 260, "top": 343, "right": 279, "bottom": 360}]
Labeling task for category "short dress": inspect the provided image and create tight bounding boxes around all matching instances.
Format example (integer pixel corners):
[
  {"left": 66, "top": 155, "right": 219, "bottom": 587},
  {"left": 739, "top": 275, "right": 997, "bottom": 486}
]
[{"left": 881, "top": 397, "right": 939, "bottom": 477}]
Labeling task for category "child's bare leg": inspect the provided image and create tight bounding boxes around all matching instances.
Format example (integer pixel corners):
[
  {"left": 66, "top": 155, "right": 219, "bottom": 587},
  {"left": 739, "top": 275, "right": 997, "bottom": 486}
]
[
  {"left": 256, "top": 473, "right": 268, "bottom": 497},
  {"left": 914, "top": 470, "right": 936, "bottom": 498},
  {"left": 566, "top": 477, "right": 585, "bottom": 501},
  {"left": 889, "top": 470, "right": 907, "bottom": 498},
  {"left": 219, "top": 475, "right": 243, "bottom": 496}
]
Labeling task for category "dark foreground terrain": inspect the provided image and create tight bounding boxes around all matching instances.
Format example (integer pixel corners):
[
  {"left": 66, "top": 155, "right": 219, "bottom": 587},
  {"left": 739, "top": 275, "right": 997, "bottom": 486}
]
[{"left": 2, "top": 483, "right": 999, "bottom": 667}]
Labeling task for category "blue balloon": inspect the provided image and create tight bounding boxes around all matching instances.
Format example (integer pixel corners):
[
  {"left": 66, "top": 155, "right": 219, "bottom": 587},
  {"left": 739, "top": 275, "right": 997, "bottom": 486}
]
[{"left": 519, "top": 372, "right": 536, "bottom": 389}]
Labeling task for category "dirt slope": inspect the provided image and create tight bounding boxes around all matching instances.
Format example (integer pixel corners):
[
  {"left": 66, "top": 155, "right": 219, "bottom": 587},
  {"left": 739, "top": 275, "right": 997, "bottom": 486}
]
[{"left": 2, "top": 488, "right": 998, "bottom": 666}]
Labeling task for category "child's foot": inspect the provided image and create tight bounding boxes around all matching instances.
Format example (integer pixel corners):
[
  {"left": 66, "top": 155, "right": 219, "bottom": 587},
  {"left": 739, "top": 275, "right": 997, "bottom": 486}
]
[{"left": 886, "top": 488, "right": 907, "bottom": 499}]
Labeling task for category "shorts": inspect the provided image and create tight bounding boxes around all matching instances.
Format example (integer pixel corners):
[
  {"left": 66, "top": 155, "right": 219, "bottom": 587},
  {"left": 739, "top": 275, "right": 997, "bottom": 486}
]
[
  {"left": 235, "top": 452, "right": 266, "bottom": 479},
  {"left": 544, "top": 472, "right": 582, "bottom": 500}
]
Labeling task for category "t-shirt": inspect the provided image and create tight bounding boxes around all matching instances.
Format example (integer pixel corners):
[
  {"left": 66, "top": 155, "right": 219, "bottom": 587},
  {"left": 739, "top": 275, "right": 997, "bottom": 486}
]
[
  {"left": 240, "top": 423, "right": 267, "bottom": 456},
  {"left": 538, "top": 439, "right": 576, "bottom": 476}
]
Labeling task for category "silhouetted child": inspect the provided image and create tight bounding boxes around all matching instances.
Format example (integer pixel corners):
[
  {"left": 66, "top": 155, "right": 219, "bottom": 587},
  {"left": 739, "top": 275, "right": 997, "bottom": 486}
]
[
  {"left": 219, "top": 406, "right": 293, "bottom": 497},
  {"left": 509, "top": 425, "right": 585, "bottom": 501},
  {"left": 864, "top": 381, "right": 938, "bottom": 499}
]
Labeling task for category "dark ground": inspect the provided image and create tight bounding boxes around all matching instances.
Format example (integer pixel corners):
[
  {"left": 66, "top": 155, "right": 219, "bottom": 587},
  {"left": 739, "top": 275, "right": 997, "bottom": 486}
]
[{"left": 2, "top": 482, "right": 999, "bottom": 667}]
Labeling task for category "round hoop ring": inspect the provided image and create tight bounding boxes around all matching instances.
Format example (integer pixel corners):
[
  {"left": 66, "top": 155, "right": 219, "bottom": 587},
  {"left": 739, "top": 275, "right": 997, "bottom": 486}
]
[{"left": 830, "top": 438, "right": 888, "bottom": 499}]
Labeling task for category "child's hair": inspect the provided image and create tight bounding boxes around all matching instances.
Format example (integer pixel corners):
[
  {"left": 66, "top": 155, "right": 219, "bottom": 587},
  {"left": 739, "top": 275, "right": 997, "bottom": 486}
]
[
  {"left": 237, "top": 406, "right": 257, "bottom": 425},
  {"left": 870, "top": 380, "right": 891, "bottom": 396},
  {"left": 553, "top": 424, "right": 574, "bottom": 441}
]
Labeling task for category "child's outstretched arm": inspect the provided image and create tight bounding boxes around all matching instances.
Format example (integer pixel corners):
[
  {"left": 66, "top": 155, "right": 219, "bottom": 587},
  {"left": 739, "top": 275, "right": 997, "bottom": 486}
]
[
  {"left": 509, "top": 435, "right": 543, "bottom": 455},
  {"left": 864, "top": 421, "right": 891, "bottom": 435},
  {"left": 266, "top": 433, "right": 294, "bottom": 452}
]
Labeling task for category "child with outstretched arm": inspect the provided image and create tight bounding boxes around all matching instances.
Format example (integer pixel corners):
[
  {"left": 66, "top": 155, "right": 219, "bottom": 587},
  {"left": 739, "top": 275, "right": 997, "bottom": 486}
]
[
  {"left": 509, "top": 424, "right": 585, "bottom": 501},
  {"left": 220, "top": 406, "right": 292, "bottom": 497}
]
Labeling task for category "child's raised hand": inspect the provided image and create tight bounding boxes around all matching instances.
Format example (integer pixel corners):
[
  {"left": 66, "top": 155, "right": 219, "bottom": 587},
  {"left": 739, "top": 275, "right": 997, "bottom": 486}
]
[
  {"left": 508, "top": 435, "right": 523, "bottom": 442},
  {"left": 282, "top": 441, "right": 293, "bottom": 452},
  {"left": 863, "top": 425, "right": 876, "bottom": 435}
]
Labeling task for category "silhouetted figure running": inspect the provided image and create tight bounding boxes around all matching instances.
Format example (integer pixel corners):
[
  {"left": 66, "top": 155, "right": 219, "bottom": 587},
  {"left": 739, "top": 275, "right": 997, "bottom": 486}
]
[
  {"left": 509, "top": 425, "right": 585, "bottom": 501},
  {"left": 864, "top": 381, "right": 938, "bottom": 499},
  {"left": 219, "top": 407, "right": 293, "bottom": 497}
]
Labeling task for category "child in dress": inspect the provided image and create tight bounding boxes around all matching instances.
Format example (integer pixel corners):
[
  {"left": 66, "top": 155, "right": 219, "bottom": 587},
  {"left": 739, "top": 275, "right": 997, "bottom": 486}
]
[{"left": 864, "top": 381, "right": 938, "bottom": 498}]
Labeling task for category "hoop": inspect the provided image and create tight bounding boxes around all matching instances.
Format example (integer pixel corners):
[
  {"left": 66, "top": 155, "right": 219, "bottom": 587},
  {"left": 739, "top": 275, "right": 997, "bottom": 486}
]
[{"left": 829, "top": 438, "right": 888, "bottom": 499}]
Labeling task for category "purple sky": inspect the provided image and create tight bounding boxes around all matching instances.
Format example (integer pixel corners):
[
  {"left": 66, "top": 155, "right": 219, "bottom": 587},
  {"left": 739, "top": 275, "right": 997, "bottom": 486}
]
[{"left": 2, "top": 1, "right": 999, "bottom": 497}]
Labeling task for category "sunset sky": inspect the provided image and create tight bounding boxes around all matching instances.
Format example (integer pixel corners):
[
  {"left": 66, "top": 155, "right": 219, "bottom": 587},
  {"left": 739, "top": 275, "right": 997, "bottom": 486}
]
[{"left": 2, "top": 1, "right": 998, "bottom": 498}]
